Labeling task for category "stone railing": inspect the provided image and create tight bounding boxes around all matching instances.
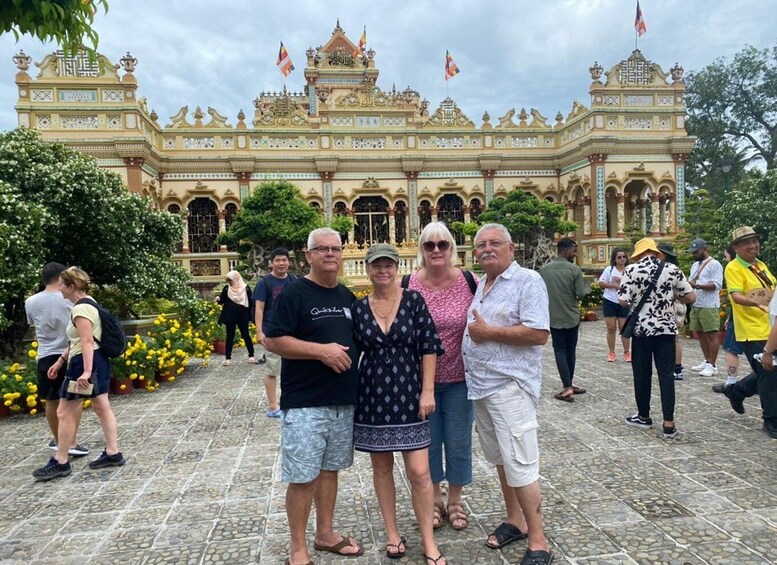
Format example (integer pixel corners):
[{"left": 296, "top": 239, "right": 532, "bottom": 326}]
[{"left": 171, "top": 252, "right": 240, "bottom": 285}]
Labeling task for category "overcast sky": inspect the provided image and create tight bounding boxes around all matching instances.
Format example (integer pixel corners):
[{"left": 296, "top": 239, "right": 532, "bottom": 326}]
[{"left": 1, "top": 0, "right": 774, "bottom": 132}]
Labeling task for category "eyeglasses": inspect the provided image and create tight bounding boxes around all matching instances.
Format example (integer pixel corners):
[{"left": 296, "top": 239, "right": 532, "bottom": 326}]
[
  {"left": 474, "top": 240, "right": 508, "bottom": 251},
  {"left": 616, "top": 255, "right": 627, "bottom": 259},
  {"left": 422, "top": 240, "right": 451, "bottom": 252},
  {"left": 310, "top": 245, "right": 343, "bottom": 254}
]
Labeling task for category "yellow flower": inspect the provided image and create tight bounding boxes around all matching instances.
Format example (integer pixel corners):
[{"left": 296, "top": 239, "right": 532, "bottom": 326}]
[
  {"left": 82, "top": 399, "right": 91, "bottom": 409},
  {"left": 176, "top": 367, "right": 184, "bottom": 374},
  {"left": 30, "top": 408, "right": 37, "bottom": 415},
  {"left": 139, "top": 376, "right": 144, "bottom": 380},
  {"left": 129, "top": 374, "right": 137, "bottom": 380},
  {"left": 27, "top": 350, "right": 37, "bottom": 359},
  {"left": 169, "top": 376, "right": 176, "bottom": 381},
  {"left": 31, "top": 341, "right": 38, "bottom": 348},
  {"left": 3, "top": 400, "right": 11, "bottom": 407},
  {"left": 170, "top": 327, "right": 177, "bottom": 334},
  {"left": 153, "top": 320, "right": 161, "bottom": 325},
  {"left": 15, "top": 375, "right": 23, "bottom": 382},
  {"left": 120, "top": 384, "right": 127, "bottom": 390}
]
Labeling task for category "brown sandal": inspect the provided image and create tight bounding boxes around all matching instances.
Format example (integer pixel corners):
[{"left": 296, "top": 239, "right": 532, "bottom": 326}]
[
  {"left": 433, "top": 501, "right": 446, "bottom": 529},
  {"left": 446, "top": 502, "right": 469, "bottom": 530}
]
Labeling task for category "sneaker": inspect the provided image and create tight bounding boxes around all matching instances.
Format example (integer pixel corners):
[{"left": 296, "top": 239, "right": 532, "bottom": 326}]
[
  {"left": 47, "top": 439, "right": 57, "bottom": 450},
  {"left": 32, "top": 457, "right": 71, "bottom": 481},
  {"left": 623, "top": 351, "right": 632, "bottom": 363},
  {"left": 625, "top": 414, "right": 653, "bottom": 428},
  {"left": 674, "top": 371, "right": 685, "bottom": 381},
  {"left": 68, "top": 444, "right": 89, "bottom": 457},
  {"left": 699, "top": 363, "right": 717, "bottom": 377},
  {"left": 663, "top": 426, "right": 679, "bottom": 439},
  {"left": 88, "top": 450, "right": 126, "bottom": 469},
  {"left": 607, "top": 352, "right": 616, "bottom": 362},
  {"left": 266, "top": 408, "right": 282, "bottom": 418},
  {"left": 691, "top": 361, "right": 708, "bottom": 372}
]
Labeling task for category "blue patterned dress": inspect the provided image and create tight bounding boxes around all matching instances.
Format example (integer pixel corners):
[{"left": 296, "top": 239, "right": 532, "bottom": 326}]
[{"left": 352, "top": 289, "right": 444, "bottom": 452}]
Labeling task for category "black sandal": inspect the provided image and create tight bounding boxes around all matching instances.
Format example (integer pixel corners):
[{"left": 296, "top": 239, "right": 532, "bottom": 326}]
[
  {"left": 486, "top": 521, "right": 529, "bottom": 549},
  {"left": 385, "top": 536, "right": 406, "bottom": 559},
  {"left": 423, "top": 553, "right": 446, "bottom": 565},
  {"left": 520, "top": 548, "right": 554, "bottom": 565}
]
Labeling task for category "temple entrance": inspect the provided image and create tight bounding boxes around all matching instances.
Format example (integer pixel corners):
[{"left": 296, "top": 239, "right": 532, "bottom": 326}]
[{"left": 353, "top": 196, "right": 389, "bottom": 245}]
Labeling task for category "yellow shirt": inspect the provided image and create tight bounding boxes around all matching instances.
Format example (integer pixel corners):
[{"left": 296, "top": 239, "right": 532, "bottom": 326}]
[
  {"left": 725, "top": 257, "right": 775, "bottom": 342},
  {"left": 66, "top": 302, "right": 102, "bottom": 358}
]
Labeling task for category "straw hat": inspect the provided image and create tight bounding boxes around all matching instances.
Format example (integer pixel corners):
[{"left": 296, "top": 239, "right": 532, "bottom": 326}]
[
  {"left": 631, "top": 237, "right": 664, "bottom": 260},
  {"left": 731, "top": 226, "right": 761, "bottom": 245}
]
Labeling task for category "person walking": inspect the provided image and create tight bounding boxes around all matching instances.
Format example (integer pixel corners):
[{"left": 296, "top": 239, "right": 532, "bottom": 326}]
[
  {"left": 253, "top": 248, "right": 294, "bottom": 417},
  {"left": 598, "top": 248, "right": 631, "bottom": 362},
  {"left": 266, "top": 228, "right": 364, "bottom": 565},
  {"left": 353, "top": 243, "right": 446, "bottom": 564},
  {"left": 215, "top": 270, "right": 255, "bottom": 366},
  {"left": 686, "top": 239, "right": 724, "bottom": 377},
  {"left": 33, "top": 267, "right": 125, "bottom": 480},
  {"left": 540, "top": 237, "right": 588, "bottom": 402},
  {"left": 618, "top": 238, "right": 695, "bottom": 438},
  {"left": 25, "top": 262, "right": 88, "bottom": 457},
  {"left": 717, "top": 226, "right": 777, "bottom": 438},
  {"left": 462, "top": 223, "right": 554, "bottom": 565},
  {"left": 403, "top": 221, "right": 478, "bottom": 532},
  {"left": 713, "top": 245, "right": 743, "bottom": 390}
]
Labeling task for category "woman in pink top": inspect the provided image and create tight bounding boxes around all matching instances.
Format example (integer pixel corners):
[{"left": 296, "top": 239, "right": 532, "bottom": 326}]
[{"left": 403, "top": 222, "right": 479, "bottom": 532}]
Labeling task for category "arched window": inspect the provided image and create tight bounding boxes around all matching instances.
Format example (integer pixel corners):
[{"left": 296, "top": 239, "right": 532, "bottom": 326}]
[
  {"left": 353, "top": 196, "right": 389, "bottom": 245},
  {"left": 187, "top": 197, "right": 219, "bottom": 253},
  {"left": 437, "top": 194, "right": 464, "bottom": 244},
  {"left": 469, "top": 198, "right": 482, "bottom": 222},
  {"left": 309, "top": 201, "right": 322, "bottom": 213},
  {"left": 334, "top": 201, "right": 347, "bottom": 216},
  {"left": 167, "top": 203, "right": 183, "bottom": 252},
  {"left": 395, "top": 201, "right": 407, "bottom": 244},
  {"left": 418, "top": 200, "right": 432, "bottom": 229}
]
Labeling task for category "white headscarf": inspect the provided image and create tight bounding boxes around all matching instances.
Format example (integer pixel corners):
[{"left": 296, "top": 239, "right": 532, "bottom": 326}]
[{"left": 225, "top": 270, "right": 249, "bottom": 307}]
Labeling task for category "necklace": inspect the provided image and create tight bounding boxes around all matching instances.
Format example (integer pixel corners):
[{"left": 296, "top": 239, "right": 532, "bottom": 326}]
[{"left": 370, "top": 289, "right": 398, "bottom": 319}]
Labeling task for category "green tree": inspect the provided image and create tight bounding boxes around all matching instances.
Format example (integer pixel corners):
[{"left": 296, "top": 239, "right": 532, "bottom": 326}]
[
  {"left": 685, "top": 44, "right": 777, "bottom": 191},
  {"left": 0, "top": 0, "right": 109, "bottom": 55},
  {"left": 218, "top": 180, "right": 323, "bottom": 275},
  {"left": 474, "top": 190, "right": 577, "bottom": 269},
  {"left": 0, "top": 128, "right": 195, "bottom": 357}
]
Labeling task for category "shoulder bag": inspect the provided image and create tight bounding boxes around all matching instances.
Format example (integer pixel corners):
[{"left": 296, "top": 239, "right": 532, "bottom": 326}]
[{"left": 620, "top": 260, "right": 666, "bottom": 339}]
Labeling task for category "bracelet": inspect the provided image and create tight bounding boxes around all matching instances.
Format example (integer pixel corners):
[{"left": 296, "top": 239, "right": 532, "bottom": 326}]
[{"left": 59, "top": 355, "right": 67, "bottom": 363}]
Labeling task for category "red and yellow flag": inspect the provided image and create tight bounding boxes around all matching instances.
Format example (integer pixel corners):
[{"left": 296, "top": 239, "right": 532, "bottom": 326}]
[
  {"left": 276, "top": 41, "right": 295, "bottom": 77},
  {"left": 445, "top": 50, "right": 460, "bottom": 81},
  {"left": 634, "top": 1, "right": 647, "bottom": 37},
  {"left": 354, "top": 26, "right": 367, "bottom": 56}
]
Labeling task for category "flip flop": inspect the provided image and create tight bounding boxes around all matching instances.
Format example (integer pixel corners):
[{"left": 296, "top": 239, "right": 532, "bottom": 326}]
[
  {"left": 313, "top": 536, "right": 364, "bottom": 557},
  {"left": 553, "top": 392, "right": 574, "bottom": 403},
  {"left": 486, "top": 521, "right": 529, "bottom": 549},
  {"left": 423, "top": 553, "right": 447, "bottom": 565},
  {"left": 284, "top": 560, "right": 313, "bottom": 565},
  {"left": 385, "top": 535, "right": 406, "bottom": 559}
]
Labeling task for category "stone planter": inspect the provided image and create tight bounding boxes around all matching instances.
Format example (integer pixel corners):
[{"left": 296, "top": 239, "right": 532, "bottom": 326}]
[
  {"left": 156, "top": 371, "right": 176, "bottom": 383},
  {"left": 0, "top": 404, "right": 11, "bottom": 418},
  {"left": 212, "top": 340, "right": 226, "bottom": 355}
]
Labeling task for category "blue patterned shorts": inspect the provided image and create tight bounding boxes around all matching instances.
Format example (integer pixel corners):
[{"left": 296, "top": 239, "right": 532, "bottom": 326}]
[{"left": 281, "top": 405, "right": 355, "bottom": 484}]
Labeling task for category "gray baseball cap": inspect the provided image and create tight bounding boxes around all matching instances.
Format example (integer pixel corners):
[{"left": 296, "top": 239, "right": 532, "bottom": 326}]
[
  {"left": 687, "top": 238, "right": 707, "bottom": 253},
  {"left": 365, "top": 243, "right": 400, "bottom": 264}
]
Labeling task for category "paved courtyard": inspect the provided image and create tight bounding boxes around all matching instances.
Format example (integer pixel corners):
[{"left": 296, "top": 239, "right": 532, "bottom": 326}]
[{"left": 1, "top": 320, "right": 776, "bottom": 564}]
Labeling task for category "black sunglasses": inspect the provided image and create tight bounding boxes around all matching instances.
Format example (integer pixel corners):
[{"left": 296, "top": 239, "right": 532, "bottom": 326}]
[{"left": 422, "top": 241, "right": 451, "bottom": 252}]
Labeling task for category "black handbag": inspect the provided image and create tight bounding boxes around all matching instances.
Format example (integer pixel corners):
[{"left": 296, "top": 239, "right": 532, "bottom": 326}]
[{"left": 621, "top": 260, "right": 666, "bottom": 339}]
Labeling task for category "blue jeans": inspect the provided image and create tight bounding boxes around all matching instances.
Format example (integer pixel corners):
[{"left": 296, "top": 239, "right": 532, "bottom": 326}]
[{"left": 428, "top": 381, "right": 474, "bottom": 486}]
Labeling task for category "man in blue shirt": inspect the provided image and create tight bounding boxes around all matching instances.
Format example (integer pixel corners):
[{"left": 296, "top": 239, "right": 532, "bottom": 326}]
[{"left": 253, "top": 247, "right": 294, "bottom": 417}]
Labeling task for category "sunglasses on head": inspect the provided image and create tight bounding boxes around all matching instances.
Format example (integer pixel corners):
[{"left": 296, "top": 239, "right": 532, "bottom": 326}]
[{"left": 422, "top": 240, "right": 451, "bottom": 252}]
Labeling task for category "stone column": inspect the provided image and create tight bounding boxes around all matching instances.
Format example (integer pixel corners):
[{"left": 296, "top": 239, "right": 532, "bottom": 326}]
[
  {"left": 658, "top": 195, "right": 668, "bottom": 234},
  {"left": 672, "top": 153, "right": 688, "bottom": 227},
  {"left": 124, "top": 157, "right": 144, "bottom": 194},
  {"left": 217, "top": 210, "right": 228, "bottom": 251},
  {"left": 666, "top": 194, "right": 676, "bottom": 234},
  {"left": 320, "top": 172, "right": 334, "bottom": 222},
  {"left": 483, "top": 170, "right": 496, "bottom": 204},
  {"left": 588, "top": 154, "right": 608, "bottom": 236},
  {"left": 346, "top": 208, "right": 355, "bottom": 243},
  {"left": 462, "top": 205, "right": 472, "bottom": 246},
  {"left": 388, "top": 207, "right": 396, "bottom": 244},
  {"left": 235, "top": 172, "right": 251, "bottom": 200},
  {"left": 616, "top": 194, "right": 626, "bottom": 236},
  {"left": 431, "top": 206, "right": 438, "bottom": 223},
  {"left": 180, "top": 209, "right": 191, "bottom": 254},
  {"left": 649, "top": 194, "right": 661, "bottom": 235},
  {"left": 639, "top": 199, "right": 648, "bottom": 232},
  {"left": 582, "top": 197, "right": 592, "bottom": 236},
  {"left": 405, "top": 172, "right": 419, "bottom": 238}
]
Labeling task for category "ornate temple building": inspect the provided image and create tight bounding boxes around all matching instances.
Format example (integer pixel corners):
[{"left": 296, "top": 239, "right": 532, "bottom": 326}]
[{"left": 11, "top": 22, "right": 694, "bottom": 282}]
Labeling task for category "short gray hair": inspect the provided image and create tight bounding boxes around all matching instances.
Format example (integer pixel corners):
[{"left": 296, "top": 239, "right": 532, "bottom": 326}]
[
  {"left": 417, "top": 221, "right": 458, "bottom": 267},
  {"left": 307, "top": 227, "right": 341, "bottom": 249},
  {"left": 474, "top": 223, "right": 512, "bottom": 245}
]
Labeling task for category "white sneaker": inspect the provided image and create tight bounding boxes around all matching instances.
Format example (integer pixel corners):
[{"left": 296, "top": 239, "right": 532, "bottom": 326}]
[
  {"left": 699, "top": 363, "right": 717, "bottom": 377},
  {"left": 691, "top": 361, "right": 708, "bottom": 372}
]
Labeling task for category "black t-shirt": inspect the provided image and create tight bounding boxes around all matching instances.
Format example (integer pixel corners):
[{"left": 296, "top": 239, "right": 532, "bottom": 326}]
[{"left": 267, "top": 277, "right": 359, "bottom": 409}]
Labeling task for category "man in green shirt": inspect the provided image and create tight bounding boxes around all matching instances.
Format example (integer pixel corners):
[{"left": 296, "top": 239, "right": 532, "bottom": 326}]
[{"left": 540, "top": 238, "right": 588, "bottom": 402}]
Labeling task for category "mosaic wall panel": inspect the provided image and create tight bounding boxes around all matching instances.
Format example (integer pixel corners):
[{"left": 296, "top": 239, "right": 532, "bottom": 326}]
[
  {"left": 58, "top": 89, "right": 97, "bottom": 103},
  {"left": 102, "top": 90, "right": 124, "bottom": 102},
  {"left": 183, "top": 137, "right": 215, "bottom": 149},
  {"left": 31, "top": 89, "right": 54, "bottom": 102},
  {"left": 107, "top": 115, "right": 122, "bottom": 129},
  {"left": 61, "top": 115, "right": 98, "bottom": 129}
]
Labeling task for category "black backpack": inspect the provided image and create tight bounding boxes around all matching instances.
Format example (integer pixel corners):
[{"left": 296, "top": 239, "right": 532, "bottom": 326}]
[
  {"left": 401, "top": 270, "right": 478, "bottom": 295},
  {"left": 74, "top": 297, "right": 128, "bottom": 358}
]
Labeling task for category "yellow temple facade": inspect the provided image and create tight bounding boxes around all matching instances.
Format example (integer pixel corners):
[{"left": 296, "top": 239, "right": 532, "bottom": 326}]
[{"left": 11, "top": 23, "right": 694, "bottom": 282}]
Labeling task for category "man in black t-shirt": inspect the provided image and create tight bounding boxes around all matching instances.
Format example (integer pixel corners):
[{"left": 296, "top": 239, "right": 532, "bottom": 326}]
[{"left": 266, "top": 227, "right": 363, "bottom": 562}]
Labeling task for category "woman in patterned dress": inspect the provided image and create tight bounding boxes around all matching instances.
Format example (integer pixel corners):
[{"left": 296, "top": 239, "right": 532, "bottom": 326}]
[
  {"left": 403, "top": 221, "right": 479, "bottom": 531},
  {"left": 352, "top": 243, "right": 446, "bottom": 565}
]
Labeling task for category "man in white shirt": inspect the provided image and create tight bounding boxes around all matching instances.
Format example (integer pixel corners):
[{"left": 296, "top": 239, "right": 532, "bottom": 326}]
[
  {"left": 462, "top": 223, "right": 553, "bottom": 565},
  {"left": 687, "top": 239, "right": 724, "bottom": 377}
]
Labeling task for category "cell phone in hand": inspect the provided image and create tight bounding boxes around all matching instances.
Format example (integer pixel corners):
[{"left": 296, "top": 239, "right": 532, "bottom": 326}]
[{"left": 67, "top": 376, "right": 94, "bottom": 396}]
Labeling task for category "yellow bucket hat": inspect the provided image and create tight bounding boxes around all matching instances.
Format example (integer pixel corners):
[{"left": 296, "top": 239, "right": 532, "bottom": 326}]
[{"left": 631, "top": 237, "right": 664, "bottom": 260}]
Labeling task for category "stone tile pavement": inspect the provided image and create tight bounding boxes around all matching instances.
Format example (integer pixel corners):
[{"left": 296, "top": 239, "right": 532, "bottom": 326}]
[{"left": 1, "top": 320, "right": 775, "bottom": 564}]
